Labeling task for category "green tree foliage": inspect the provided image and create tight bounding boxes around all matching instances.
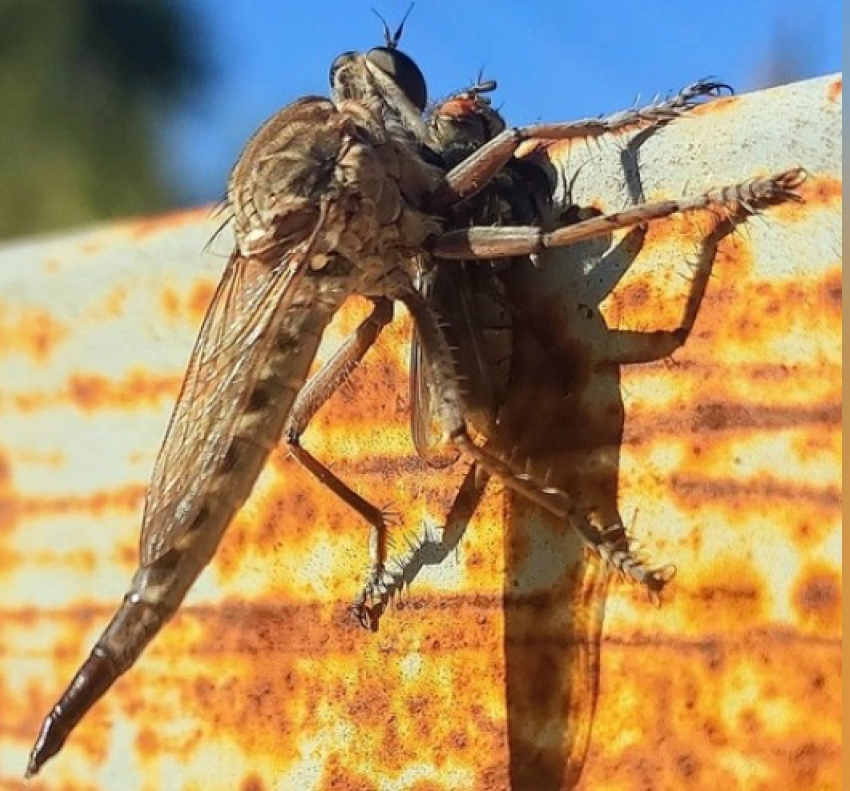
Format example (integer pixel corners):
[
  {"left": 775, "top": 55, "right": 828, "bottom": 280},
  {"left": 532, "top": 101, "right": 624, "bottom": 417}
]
[{"left": 0, "top": 0, "right": 205, "bottom": 239}]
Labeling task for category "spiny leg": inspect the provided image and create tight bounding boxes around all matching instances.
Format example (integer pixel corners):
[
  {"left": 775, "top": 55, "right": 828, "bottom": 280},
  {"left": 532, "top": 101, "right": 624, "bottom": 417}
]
[
  {"left": 430, "top": 169, "right": 806, "bottom": 260},
  {"left": 401, "top": 289, "right": 672, "bottom": 596},
  {"left": 417, "top": 170, "right": 805, "bottom": 596},
  {"left": 430, "top": 80, "right": 731, "bottom": 211},
  {"left": 285, "top": 298, "right": 397, "bottom": 599},
  {"left": 353, "top": 462, "right": 491, "bottom": 629}
]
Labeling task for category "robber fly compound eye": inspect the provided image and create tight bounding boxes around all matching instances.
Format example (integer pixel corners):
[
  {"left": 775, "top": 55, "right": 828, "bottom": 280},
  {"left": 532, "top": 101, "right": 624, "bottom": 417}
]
[
  {"left": 365, "top": 46, "right": 427, "bottom": 112},
  {"left": 329, "top": 51, "right": 358, "bottom": 89}
]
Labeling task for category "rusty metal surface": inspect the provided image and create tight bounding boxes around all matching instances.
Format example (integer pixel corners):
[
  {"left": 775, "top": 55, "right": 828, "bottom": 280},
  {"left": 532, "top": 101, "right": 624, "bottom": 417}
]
[{"left": 0, "top": 73, "right": 841, "bottom": 789}]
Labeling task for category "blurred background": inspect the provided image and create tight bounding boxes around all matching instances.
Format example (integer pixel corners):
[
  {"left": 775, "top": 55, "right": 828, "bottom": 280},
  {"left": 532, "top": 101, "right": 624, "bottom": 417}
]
[{"left": 0, "top": 0, "right": 841, "bottom": 241}]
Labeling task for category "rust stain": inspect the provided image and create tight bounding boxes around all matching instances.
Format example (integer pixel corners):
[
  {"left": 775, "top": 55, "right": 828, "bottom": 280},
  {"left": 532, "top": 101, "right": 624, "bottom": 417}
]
[
  {"left": 0, "top": 305, "right": 69, "bottom": 362},
  {"left": 688, "top": 400, "right": 839, "bottom": 434},
  {"left": 30, "top": 548, "right": 99, "bottom": 575},
  {"left": 101, "top": 284, "right": 129, "bottom": 319},
  {"left": 240, "top": 775, "right": 266, "bottom": 791},
  {"left": 767, "top": 175, "right": 842, "bottom": 227},
  {"left": 586, "top": 636, "right": 840, "bottom": 788},
  {"left": 792, "top": 566, "right": 841, "bottom": 632},
  {"left": 689, "top": 274, "right": 840, "bottom": 353},
  {"left": 691, "top": 92, "right": 739, "bottom": 117},
  {"left": 160, "top": 280, "right": 218, "bottom": 326},
  {"left": 625, "top": 400, "right": 840, "bottom": 447},
  {"left": 683, "top": 560, "right": 767, "bottom": 630},
  {"left": 826, "top": 76, "right": 841, "bottom": 102},
  {"left": 714, "top": 222, "right": 757, "bottom": 278},
  {"left": 160, "top": 285, "right": 182, "bottom": 321},
  {"left": 77, "top": 237, "right": 107, "bottom": 257},
  {"left": 134, "top": 721, "right": 205, "bottom": 765},
  {"left": 821, "top": 267, "right": 841, "bottom": 310},
  {"left": 0, "top": 483, "right": 145, "bottom": 532},
  {"left": 791, "top": 422, "right": 841, "bottom": 466},
  {"left": 190, "top": 280, "right": 216, "bottom": 322},
  {"left": 68, "top": 372, "right": 112, "bottom": 410},
  {"left": 671, "top": 473, "right": 840, "bottom": 513},
  {"left": 6, "top": 369, "right": 182, "bottom": 413},
  {"left": 797, "top": 175, "right": 842, "bottom": 209},
  {"left": 0, "top": 449, "right": 10, "bottom": 490},
  {"left": 123, "top": 205, "right": 212, "bottom": 241}
]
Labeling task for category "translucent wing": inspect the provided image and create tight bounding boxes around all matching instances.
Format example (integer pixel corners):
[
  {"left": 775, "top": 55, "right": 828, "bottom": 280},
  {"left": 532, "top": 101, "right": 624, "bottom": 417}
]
[
  {"left": 139, "top": 240, "right": 315, "bottom": 565},
  {"left": 410, "top": 262, "right": 506, "bottom": 466}
]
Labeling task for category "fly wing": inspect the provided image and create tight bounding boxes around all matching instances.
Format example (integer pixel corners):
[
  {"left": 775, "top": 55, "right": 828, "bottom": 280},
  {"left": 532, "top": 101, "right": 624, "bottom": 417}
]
[
  {"left": 139, "top": 240, "right": 315, "bottom": 566},
  {"left": 410, "top": 265, "right": 454, "bottom": 467},
  {"left": 410, "top": 262, "right": 501, "bottom": 467}
]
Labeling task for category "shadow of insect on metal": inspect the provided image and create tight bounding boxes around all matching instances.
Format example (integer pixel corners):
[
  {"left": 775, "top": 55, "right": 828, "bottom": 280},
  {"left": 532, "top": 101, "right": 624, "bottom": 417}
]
[{"left": 25, "top": 17, "right": 807, "bottom": 780}]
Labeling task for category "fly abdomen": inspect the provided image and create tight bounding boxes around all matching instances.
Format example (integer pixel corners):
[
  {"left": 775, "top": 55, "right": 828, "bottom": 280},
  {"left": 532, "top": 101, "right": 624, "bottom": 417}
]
[
  {"left": 26, "top": 647, "right": 118, "bottom": 778},
  {"left": 27, "top": 284, "right": 348, "bottom": 778}
]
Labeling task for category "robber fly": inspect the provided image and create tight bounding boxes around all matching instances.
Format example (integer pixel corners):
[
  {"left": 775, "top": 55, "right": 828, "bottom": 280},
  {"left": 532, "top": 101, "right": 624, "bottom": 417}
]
[{"left": 27, "top": 23, "right": 806, "bottom": 777}]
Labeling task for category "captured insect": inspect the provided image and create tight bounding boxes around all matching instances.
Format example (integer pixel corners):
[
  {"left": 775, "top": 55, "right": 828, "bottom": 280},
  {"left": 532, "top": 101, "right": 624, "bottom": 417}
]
[
  {"left": 338, "top": 77, "right": 807, "bottom": 626},
  {"left": 26, "top": 20, "right": 806, "bottom": 778}
]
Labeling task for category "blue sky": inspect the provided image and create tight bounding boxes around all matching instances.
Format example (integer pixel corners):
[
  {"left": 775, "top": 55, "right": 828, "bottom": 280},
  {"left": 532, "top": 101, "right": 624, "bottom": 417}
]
[{"left": 164, "top": 0, "right": 841, "bottom": 205}]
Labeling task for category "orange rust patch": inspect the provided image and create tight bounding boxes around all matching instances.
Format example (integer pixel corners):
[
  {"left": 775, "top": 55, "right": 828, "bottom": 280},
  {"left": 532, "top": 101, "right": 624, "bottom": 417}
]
[
  {"left": 103, "top": 284, "right": 128, "bottom": 318},
  {"left": 785, "top": 502, "right": 840, "bottom": 551},
  {"left": 115, "top": 541, "right": 138, "bottom": 570},
  {"left": 763, "top": 174, "right": 842, "bottom": 227},
  {"left": 0, "top": 306, "right": 69, "bottom": 362},
  {"left": 798, "top": 175, "right": 842, "bottom": 209},
  {"left": 685, "top": 564, "right": 766, "bottom": 632},
  {"left": 0, "top": 544, "right": 17, "bottom": 575},
  {"left": 826, "top": 76, "right": 841, "bottom": 102},
  {"left": 713, "top": 225, "right": 757, "bottom": 280},
  {"left": 4, "top": 483, "right": 144, "bottom": 527},
  {"left": 190, "top": 280, "right": 216, "bottom": 321},
  {"left": 65, "top": 369, "right": 180, "bottom": 412},
  {"left": 133, "top": 720, "right": 205, "bottom": 766},
  {"left": 239, "top": 775, "right": 266, "bottom": 791},
  {"left": 124, "top": 206, "right": 212, "bottom": 241},
  {"left": 792, "top": 566, "right": 840, "bottom": 632},
  {"left": 68, "top": 373, "right": 109, "bottom": 410},
  {"left": 821, "top": 267, "right": 841, "bottom": 311},
  {"left": 616, "top": 280, "right": 652, "bottom": 312},
  {"left": 160, "top": 285, "right": 182, "bottom": 321},
  {"left": 323, "top": 761, "right": 379, "bottom": 791},
  {"left": 31, "top": 547, "right": 98, "bottom": 575},
  {"left": 671, "top": 473, "right": 840, "bottom": 513},
  {"left": 160, "top": 278, "right": 218, "bottom": 326},
  {"left": 691, "top": 93, "right": 739, "bottom": 117},
  {"left": 78, "top": 237, "right": 107, "bottom": 257},
  {"left": 0, "top": 449, "right": 10, "bottom": 489},
  {"left": 688, "top": 271, "right": 840, "bottom": 353}
]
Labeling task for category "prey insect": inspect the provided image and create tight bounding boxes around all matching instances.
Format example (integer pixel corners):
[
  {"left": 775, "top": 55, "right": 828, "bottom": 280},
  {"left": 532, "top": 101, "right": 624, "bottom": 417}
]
[
  {"left": 343, "top": 81, "right": 808, "bottom": 625},
  {"left": 27, "top": 25, "right": 806, "bottom": 779}
]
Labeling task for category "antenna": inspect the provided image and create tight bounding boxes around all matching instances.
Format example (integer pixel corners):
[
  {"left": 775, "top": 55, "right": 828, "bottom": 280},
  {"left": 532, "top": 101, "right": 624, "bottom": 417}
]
[{"left": 372, "top": 3, "right": 415, "bottom": 49}]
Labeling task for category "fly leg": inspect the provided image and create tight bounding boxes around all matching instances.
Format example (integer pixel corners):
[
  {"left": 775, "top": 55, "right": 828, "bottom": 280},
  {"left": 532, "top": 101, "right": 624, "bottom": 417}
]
[
  {"left": 429, "top": 80, "right": 730, "bottom": 211},
  {"left": 283, "top": 298, "right": 398, "bottom": 617},
  {"left": 353, "top": 461, "right": 492, "bottom": 629},
  {"left": 420, "top": 169, "right": 804, "bottom": 595},
  {"left": 430, "top": 169, "right": 806, "bottom": 260},
  {"left": 286, "top": 297, "right": 488, "bottom": 629},
  {"left": 402, "top": 290, "right": 674, "bottom": 597}
]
